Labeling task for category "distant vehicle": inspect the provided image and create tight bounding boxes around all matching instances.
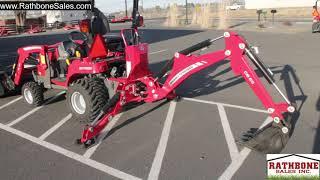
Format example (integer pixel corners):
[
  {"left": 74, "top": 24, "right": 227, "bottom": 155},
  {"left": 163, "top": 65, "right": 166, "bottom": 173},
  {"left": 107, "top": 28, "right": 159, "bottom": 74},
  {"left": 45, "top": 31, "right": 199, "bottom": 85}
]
[
  {"left": 226, "top": 3, "right": 242, "bottom": 10},
  {"left": 107, "top": 14, "right": 116, "bottom": 22},
  {"left": 110, "top": 16, "right": 132, "bottom": 23}
]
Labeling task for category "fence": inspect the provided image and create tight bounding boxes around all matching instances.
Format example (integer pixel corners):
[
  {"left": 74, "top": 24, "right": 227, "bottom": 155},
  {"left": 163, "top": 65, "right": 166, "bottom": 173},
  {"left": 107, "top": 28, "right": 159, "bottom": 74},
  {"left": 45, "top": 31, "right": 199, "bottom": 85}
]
[{"left": 0, "top": 20, "right": 81, "bottom": 37}]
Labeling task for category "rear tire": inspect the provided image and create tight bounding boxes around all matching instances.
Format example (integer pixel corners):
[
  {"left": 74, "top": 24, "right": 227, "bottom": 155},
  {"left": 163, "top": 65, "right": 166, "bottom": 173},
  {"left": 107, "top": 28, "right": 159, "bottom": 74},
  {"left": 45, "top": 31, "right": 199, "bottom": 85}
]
[
  {"left": 22, "top": 82, "right": 44, "bottom": 106},
  {"left": 67, "top": 78, "right": 109, "bottom": 123}
]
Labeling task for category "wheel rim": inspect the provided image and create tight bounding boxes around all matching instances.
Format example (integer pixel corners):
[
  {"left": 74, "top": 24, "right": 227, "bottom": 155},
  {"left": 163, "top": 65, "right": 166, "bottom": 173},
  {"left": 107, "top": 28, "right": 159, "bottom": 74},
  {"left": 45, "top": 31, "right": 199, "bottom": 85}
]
[
  {"left": 24, "top": 88, "right": 33, "bottom": 104},
  {"left": 71, "top": 92, "right": 86, "bottom": 114}
]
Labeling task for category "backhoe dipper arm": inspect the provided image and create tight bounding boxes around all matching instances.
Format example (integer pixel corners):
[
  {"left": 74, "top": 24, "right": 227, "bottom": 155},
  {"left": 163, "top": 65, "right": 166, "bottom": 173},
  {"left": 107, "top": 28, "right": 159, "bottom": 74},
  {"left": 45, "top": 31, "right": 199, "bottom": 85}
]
[
  {"left": 155, "top": 32, "right": 292, "bottom": 120},
  {"left": 80, "top": 92, "right": 122, "bottom": 144}
]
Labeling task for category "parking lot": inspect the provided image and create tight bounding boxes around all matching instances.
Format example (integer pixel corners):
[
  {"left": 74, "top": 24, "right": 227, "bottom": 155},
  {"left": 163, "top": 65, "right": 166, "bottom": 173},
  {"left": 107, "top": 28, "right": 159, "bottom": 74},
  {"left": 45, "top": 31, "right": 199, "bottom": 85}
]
[{"left": 0, "top": 20, "right": 319, "bottom": 179}]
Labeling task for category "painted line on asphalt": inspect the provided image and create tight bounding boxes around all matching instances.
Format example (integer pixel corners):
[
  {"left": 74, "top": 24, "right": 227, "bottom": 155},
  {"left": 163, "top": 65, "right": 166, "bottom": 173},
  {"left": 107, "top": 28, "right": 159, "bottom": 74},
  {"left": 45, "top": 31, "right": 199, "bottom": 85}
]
[
  {"left": 83, "top": 113, "right": 123, "bottom": 158},
  {"left": 0, "top": 54, "right": 15, "bottom": 57},
  {"left": 183, "top": 98, "right": 268, "bottom": 114},
  {"left": 0, "top": 123, "right": 142, "bottom": 180},
  {"left": 0, "top": 96, "right": 22, "bottom": 110},
  {"left": 218, "top": 116, "right": 273, "bottom": 180},
  {"left": 217, "top": 104, "right": 239, "bottom": 161},
  {"left": 150, "top": 49, "right": 167, "bottom": 55},
  {"left": 148, "top": 101, "right": 177, "bottom": 180},
  {"left": 7, "top": 91, "right": 66, "bottom": 127},
  {"left": 39, "top": 113, "right": 72, "bottom": 140}
]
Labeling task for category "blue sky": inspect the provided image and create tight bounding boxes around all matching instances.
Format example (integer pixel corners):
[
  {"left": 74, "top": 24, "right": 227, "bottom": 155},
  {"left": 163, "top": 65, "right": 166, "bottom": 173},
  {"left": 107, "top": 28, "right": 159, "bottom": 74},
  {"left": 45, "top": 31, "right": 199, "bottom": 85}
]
[{"left": 96, "top": 0, "right": 218, "bottom": 14}]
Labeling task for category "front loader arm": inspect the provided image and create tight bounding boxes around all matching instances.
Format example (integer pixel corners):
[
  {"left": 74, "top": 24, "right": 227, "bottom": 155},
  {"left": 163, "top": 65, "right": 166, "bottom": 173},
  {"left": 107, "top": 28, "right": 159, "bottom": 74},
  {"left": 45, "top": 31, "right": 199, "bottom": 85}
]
[{"left": 13, "top": 46, "right": 47, "bottom": 86}]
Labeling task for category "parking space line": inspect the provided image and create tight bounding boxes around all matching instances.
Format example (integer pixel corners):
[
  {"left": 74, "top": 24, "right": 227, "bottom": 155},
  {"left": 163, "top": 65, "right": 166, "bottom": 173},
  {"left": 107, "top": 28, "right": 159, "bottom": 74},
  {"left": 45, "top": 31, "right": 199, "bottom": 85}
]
[
  {"left": 183, "top": 98, "right": 268, "bottom": 114},
  {"left": 218, "top": 116, "right": 273, "bottom": 180},
  {"left": 148, "top": 101, "right": 177, "bottom": 180},
  {"left": 83, "top": 113, "right": 123, "bottom": 158},
  {"left": 217, "top": 104, "right": 239, "bottom": 161},
  {"left": 0, "top": 123, "right": 142, "bottom": 180},
  {"left": 7, "top": 91, "right": 66, "bottom": 127},
  {"left": 39, "top": 113, "right": 72, "bottom": 140},
  {"left": 218, "top": 148, "right": 251, "bottom": 180},
  {"left": 0, "top": 96, "right": 22, "bottom": 110},
  {"left": 150, "top": 49, "right": 167, "bottom": 55}
]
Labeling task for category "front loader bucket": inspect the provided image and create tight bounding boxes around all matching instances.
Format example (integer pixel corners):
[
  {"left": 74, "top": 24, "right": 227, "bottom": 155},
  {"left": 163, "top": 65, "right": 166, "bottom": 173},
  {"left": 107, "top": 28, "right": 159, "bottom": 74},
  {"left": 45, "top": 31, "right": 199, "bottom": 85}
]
[
  {"left": 0, "top": 71, "right": 7, "bottom": 96},
  {"left": 0, "top": 81, "right": 5, "bottom": 96},
  {"left": 239, "top": 113, "right": 293, "bottom": 154},
  {"left": 0, "top": 71, "right": 15, "bottom": 97}
]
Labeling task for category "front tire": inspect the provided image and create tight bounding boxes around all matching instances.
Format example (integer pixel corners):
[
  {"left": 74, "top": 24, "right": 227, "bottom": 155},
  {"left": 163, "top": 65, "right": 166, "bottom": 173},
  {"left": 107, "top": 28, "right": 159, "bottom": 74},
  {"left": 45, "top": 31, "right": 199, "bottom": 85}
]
[
  {"left": 67, "top": 78, "right": 109, "bottom": 123},
  {"left": 22, "top": 82, "right": 44, "bottom": 106}
]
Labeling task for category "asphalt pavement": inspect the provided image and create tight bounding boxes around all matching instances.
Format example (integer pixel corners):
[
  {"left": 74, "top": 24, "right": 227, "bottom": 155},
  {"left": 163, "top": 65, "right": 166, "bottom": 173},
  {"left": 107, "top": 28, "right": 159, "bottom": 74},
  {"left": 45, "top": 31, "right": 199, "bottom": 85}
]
[{"left": 0, "top": 19, "right": 318, "bottom": 180}]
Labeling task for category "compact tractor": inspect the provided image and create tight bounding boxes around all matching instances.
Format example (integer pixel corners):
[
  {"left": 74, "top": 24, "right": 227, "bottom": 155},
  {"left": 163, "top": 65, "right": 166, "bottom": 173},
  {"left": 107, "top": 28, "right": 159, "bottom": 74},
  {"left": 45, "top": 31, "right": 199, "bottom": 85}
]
[{"left": 0, "top": 8, "right": 126, "bottom": 122}]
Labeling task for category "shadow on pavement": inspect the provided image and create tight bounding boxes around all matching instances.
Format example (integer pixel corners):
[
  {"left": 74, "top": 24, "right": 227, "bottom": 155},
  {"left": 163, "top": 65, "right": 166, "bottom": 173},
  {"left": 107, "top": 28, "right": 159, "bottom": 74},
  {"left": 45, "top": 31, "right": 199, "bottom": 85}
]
[
  {"left": 103, "top": 100, "right": 169, "bottom": 140},
  {"left": 228, "top": 22, "right": 248, "bottom": 29},
  {"left": 312, "top": 96, "right": 320, "bottom": 153},
  {"left": 138, "top": 29, "right": 203, "bottom": 44},
  {"left": 150, "top": 60, "right": 306, "bottom": 140},
  {"left": 276, "top": 65, "right": 306, "bottom": 137}
]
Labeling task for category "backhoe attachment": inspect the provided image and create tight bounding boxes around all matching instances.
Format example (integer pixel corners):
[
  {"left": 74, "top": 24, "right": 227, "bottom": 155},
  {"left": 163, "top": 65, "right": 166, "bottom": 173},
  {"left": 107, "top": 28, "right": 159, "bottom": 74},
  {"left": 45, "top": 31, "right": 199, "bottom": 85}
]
[{"left": 77, "top": 31, "right": 296, "bottom": 154}]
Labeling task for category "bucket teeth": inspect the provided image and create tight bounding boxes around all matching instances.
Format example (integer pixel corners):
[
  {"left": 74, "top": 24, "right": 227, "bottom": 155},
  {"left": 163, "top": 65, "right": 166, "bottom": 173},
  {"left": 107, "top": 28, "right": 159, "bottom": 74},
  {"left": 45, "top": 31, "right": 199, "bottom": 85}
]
[{"left": 238, "top": 115, "right": 293, "bottom": 154}]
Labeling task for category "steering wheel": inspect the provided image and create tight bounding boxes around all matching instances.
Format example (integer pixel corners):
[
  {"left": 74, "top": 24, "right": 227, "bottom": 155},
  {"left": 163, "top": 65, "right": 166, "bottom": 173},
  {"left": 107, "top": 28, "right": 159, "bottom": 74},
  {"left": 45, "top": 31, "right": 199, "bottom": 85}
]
[{"left": 68, "top": 31, "right": 88, "bottom": 45}]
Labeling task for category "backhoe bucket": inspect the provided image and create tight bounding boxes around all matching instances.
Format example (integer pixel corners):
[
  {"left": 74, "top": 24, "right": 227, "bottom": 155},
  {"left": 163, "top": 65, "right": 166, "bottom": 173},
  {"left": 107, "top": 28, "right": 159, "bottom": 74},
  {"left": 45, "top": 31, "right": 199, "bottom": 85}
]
[{"left": 239, "top": 113, "right": 293, "bottom": 154}]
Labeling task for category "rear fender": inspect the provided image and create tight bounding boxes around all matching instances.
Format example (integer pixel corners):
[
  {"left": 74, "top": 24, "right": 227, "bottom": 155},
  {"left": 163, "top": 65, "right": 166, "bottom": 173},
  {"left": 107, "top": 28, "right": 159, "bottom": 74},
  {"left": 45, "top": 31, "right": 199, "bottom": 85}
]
[{"left": 66, "top": 59, "right": 108, "bottom": 85}]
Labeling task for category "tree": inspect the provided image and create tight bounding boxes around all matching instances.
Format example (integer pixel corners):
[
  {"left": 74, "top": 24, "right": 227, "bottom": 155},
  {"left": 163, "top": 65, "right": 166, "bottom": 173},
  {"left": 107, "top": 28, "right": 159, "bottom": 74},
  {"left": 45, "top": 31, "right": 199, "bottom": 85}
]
[
  {"left": 155, "top": 5, "right": 161, "bottom": 13},
  {"left": 14, "top": 10, "right": 27, "bottom": 26},
  {"left": 14, "top": 0, "right": 27, "bottom": 27}
]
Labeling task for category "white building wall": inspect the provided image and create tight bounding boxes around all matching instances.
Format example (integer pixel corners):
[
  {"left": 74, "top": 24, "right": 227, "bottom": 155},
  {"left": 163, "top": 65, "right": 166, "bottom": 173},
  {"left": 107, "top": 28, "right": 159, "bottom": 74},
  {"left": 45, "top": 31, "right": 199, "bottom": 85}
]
[
  {"left": 245, "top": 0, "right": 314, "bottom": 9},
  {"left": 42, "top": 10, "right": 87, "bottom": 24},
  {"left": 43, "top": 11, "right": 62, "bottom": 24}
]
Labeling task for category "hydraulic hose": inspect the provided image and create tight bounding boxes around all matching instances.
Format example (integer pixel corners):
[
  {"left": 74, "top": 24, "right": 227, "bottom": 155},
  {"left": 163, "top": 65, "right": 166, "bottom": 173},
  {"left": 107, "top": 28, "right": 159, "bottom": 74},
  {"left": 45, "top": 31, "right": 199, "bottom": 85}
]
[
  {"left": 179, "top": 39, "right": 212, "bottom": 55},
  {"left": 155, "top": 39, "right": 213, "bottom": 79},
  {"left": 245, "top": 48, "right": 275, "bottom": 84}
]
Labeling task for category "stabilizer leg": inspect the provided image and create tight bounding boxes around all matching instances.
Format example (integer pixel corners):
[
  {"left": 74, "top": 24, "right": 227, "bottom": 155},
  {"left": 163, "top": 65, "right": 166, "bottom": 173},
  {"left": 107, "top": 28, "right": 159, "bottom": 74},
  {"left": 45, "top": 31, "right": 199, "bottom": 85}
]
[{"left": 76, "top": 93, "right": 121, "bottom": 148}]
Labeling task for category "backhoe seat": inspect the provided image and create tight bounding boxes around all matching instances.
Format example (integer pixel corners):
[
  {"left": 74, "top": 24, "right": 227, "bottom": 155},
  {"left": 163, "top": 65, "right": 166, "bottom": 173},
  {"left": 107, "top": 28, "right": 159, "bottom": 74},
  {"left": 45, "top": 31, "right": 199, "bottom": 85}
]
[
  {"left": 56, "top": 40, "right": 77, "bottom": 77},
  {"left": 103, "top": 33, "right": 124, "bottom": 52}
]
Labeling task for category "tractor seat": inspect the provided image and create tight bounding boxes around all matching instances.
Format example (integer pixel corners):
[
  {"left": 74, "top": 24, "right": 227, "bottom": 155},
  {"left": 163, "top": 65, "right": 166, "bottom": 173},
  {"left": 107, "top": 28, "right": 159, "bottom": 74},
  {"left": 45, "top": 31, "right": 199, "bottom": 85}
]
[
  {"left": 103, "top": 33, "right": 124, "bottom": 52},
  {"left": 55, "top": 40, "right": 79, "bottom": 78}
]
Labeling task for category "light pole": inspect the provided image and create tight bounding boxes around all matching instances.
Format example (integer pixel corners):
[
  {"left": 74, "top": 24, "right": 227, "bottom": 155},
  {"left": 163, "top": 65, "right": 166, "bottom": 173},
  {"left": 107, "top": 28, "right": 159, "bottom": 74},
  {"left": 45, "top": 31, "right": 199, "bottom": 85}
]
[
  {"left": 185, "top": 0, "right": 188, "bottom": 24},
  {"left": 141, "top": 0, "right": 143, "bottom": 12},
  {"left": 125, "top": 0, "right": 128, "bottom": 17}
]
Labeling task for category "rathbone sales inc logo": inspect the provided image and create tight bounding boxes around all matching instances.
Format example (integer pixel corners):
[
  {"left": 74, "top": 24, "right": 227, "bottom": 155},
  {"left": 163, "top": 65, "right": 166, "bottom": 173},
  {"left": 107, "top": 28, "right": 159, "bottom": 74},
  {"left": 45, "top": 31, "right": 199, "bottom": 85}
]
[{"left": 267, "top": 154, "right": 320, "bottom": 178}]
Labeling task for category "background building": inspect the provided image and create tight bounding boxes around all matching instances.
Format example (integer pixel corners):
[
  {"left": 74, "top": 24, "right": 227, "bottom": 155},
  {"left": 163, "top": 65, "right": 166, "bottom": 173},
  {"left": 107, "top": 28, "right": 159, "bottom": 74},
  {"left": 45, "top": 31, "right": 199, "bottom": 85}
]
[
  {"left": 245, "top": 0, "right": 314, "bottom": 9},
  {"left": 41, "top": 10, "right": 87, "bottom": 24}
]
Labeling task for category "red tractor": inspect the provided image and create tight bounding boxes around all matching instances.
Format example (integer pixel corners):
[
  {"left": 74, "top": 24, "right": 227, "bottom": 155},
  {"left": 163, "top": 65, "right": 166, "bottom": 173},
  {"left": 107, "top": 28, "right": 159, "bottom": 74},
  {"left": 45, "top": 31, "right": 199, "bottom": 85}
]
[
  {"left": 0, "top": 12, "right": 127, "bottom": 122},
  {"left": 72, "top": 0, "right": 297, "bottom": 154}
]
